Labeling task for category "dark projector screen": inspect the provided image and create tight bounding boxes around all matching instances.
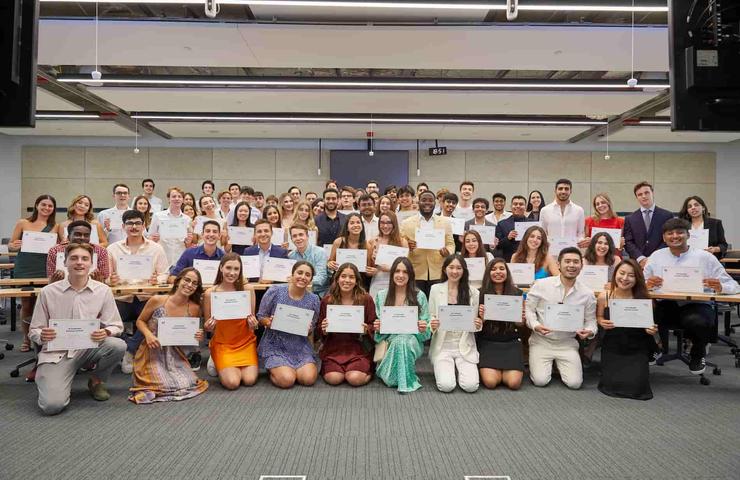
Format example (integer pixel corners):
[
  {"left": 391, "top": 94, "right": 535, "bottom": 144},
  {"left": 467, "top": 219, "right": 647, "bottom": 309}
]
[{"left": 329, "top": 150, "right": 409, "bottom": 191}]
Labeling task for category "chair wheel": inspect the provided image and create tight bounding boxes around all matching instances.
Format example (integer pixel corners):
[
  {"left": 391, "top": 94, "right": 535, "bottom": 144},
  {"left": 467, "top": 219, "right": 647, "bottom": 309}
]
[
  {"left": 713, "top": 367, "right": 721, "bottom": 375},
  {"left": 735, "top": 359, "right": 740, "bottom": 368},
  {"left": 731, "top": 348, "right": 739, "bottom": 354},
  {"left": 0, "top": 353, "right": 4, "bottom": 360},
  {"left": 700, "top": 376, "right": 710, "bottom": 385},
  {"left": 5, "top": 343, "right": 12, "bottom": 350},
  {"left": 10, "top": 369, "right": 19, "bottom": 378}
]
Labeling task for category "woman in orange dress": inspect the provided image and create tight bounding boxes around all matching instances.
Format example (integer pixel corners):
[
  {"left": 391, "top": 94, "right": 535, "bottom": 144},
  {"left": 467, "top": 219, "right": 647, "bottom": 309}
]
[{"left": 203, "top": 252, "right": 259, "bottom": 389}]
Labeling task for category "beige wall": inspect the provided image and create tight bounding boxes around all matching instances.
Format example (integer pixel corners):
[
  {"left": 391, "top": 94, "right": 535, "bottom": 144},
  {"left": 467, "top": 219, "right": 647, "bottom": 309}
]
[{"left": 21, "top": 146, "right": 715, "bottom": 216}]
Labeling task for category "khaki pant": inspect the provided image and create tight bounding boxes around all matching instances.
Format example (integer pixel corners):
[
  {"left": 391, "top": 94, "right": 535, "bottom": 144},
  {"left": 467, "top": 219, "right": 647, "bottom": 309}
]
[{"left": 528, "top": 334, "right": 582, "bottom": 389}]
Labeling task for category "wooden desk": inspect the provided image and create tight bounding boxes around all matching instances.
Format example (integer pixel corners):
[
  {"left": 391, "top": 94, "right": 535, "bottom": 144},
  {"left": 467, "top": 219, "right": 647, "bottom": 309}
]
[
  {"left": 726, "top": 268, "right": 740, "bottom": 276},
  {"left": 0, "top": 263, "right": 14, "bottom": 270},
  {"left": 0, "top": 277, "right": 49, "bottom": 287},
  {"left": 721, "top": 258, "right": 740, "bottom": 264}
]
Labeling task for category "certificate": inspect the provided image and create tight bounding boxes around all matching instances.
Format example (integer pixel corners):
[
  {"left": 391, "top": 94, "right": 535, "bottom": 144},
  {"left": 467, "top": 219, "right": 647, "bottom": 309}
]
[
  {"left": 323, "top": 244, "right": 334, "bottom": 258},
  {"left": 415, "top": 228, "right": 445, "bottom": 250},
  {"left": 464, "top": 257, "right": 486, "bottom": 282},
  {"left": 380, "top": 306, "right": 419, "bottom": 334},
  {"left": 271, "top": 227, "right": 286, "bottom": 246},
  {"left": 240, "top": 255, "right": 261, "bottom": 279},
  {"left": 514, "top": 221, "right": 541, "bottom": 241},
  {"left": 375, "top": 244, "right": 409, "bottom": 267},
  {"left": 543, "top": 304, "right": 585, "bottom": 332},
  {"left": 89, "top": 227, "right": 100, "bottom": 245},
  {"left": 159, "top": 217, "right": 188, "bottom": 240},
  {"left": 228, "top": 226, "right": 254, "bottom": 246},
  {"left": 108, "top": 210, "right": 124, "bottom": 231},
  {"left": 548, "top": 237, "right": 578, "bottom": 256},
  {"left": 578, "top": 265, "right": 609, "bottom": 291},
  {"left": 448, "top": 217, "right": 466, "bottom": 236},
  {"left": 608, "top": 299, "right": 654, "bottom": 328},
  {"left": 157, "top": 317, "right": 199, "bottom": 346},
  {"left": 336, "top": 248, "right": 367, "bottom": 272},
  {"left": 47, "top": 319, "right": 99, "bottom": 351},
  {"left": 193, "top": 259, "right": 220, "bottom": 285},
  {"left": 507, "top": 263, "right": 534, "bottom": 285},
  {"left": 20, "top": 231, "right": 57, "bottom": 254},
  {"left": 470, "top": 225, "right": 495, "bottom": 245},
  {"left": 326, "top": 305, "right": 365, "bottom": 334},
  {"left": 56, "top": 251, "right": 98, "bottom": 274},
  {"left": 591, "top": 227, "right": 622, "bottom": 248},
  {"left": 438, "top": 305, "right": 476, "bottom": 332},
  {"left": 261, "top": 257, "right": 296, "bottom": 282},
  {"left": 116, "top": 254, "right": 153, "bottom": 282},
  {"left": 0, "top": 244, "right": 8, "bottom": 254},
  {"left": 271, "top": 304, "right": 314, "bottom": 336},
  {"left": 688, "top": 229, "right": 709, "bottom": 250},
  {"left": 662, "top": 266, "right": 703, "bottom": 293},
  {"left": 211, "top": 290, "right": 251, "bottom": 320},
  {"left": 483, "top": 295, "right": 523, "bottom": 323}
]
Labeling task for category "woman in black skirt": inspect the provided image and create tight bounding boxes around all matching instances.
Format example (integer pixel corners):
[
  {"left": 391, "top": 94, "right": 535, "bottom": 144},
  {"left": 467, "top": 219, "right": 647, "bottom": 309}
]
[
  {"left": 597, "top": 258, "right": 659, "bottom": 400},
  {"left": 477, "top": 258, "right": 525, "bottom": 390}
]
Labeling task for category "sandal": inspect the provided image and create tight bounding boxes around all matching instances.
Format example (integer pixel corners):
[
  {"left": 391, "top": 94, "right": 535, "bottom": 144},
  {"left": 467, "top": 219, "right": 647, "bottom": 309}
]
[{"left": 19, "top": 337, "right": 32, "bottom": 353}]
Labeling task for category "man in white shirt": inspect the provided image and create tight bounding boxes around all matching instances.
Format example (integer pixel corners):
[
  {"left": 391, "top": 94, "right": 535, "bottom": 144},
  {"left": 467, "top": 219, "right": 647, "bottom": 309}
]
[
  {"left": 149, "top": 186, "right": 194, "bottom": 267},
  {"left": 98, "top": 183, "right": 131, "bottom": 244},
  {"left": 358, "top": 193, "right": 379, "bottom": 241},
  {"left": 452, "top": 181, "right": 475, "bottom": 221},
  {"left": 644, "top": 218, "right": 739, "bottom": 374},
  {"left": 539, "top": 178, "right": 585, "bottom": 244},
  {"left": 525, "top": 247, "right": 597, "bottom": 389},
  {"left": 139, "top": 178, "right": 162, "bottom": 212},
  {"left": 228, "top": 183, "right": 241, "bottom": 206},
  {"left": 484, "top": 192, "right": 512, "bottom": 226},
  {"left": 30, "top": 243, "right": 126, "bottom": 415}
]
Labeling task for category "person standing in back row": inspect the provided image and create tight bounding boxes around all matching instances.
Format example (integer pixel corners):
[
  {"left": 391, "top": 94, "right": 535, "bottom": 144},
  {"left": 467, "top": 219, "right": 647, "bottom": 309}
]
[
  {"left": 538, "top": 179, "right": 585, "bottom": 248},
  {"left": 623, "top": 181, "right": 674, "bottom": 269},
  {"left": 316, "top": 188, "right": 347, "bottom": 246}
]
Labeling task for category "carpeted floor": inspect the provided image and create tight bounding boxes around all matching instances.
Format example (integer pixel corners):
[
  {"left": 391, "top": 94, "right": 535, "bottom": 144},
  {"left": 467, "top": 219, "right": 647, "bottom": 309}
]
[{"left": 1, "top": 319, "right": 739, "bottom": 480}]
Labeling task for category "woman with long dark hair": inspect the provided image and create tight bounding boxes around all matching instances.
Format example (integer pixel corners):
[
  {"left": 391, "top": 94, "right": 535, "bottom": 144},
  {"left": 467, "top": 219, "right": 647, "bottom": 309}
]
[
  {"left": 510, "top": 225, "right": 559, "bottom": 280},
  {"left": 526, "top": 190, "right": 544, "bottom": 221},
  {"left": 225, "top": 201, "right": 254, "bottom": 255},
  {"left": 678, "top": 195, "right": 728, "bottom": 259}
]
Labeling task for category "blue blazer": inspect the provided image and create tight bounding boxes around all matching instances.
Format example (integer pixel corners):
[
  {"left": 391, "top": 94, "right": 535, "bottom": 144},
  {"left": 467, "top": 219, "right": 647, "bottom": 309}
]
[
  {"left": 623, "top": 206, "right": 674, "bottom": 260},
  {"left": 241, "top": 244, "right": 289, "bottom": 281}
]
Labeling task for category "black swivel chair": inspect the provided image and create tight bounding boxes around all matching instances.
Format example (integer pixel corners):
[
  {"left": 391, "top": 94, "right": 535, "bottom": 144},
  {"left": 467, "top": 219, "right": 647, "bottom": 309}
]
[{"left": 656, "top": 317, "right": 722, "bottom": 385}]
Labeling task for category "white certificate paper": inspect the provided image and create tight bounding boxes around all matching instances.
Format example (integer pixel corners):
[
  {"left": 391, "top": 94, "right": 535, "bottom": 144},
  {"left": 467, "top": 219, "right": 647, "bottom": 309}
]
[
  {"left": 240, "top": 255, "right": 261, "bottom": 279},
  {"left": 688, "top": 229, "right": 709, "bottom": 250},
  {"left": 157, "top": 317, "right": 200, "bottom": 346},
  {"left": 591, "top": 227, "right": 622, "bottom": 248},
  {"left": 262, "top": 257, "right": 296, "bottom": 282},
  {"left": 578, "top": 265, "right": 609, "bottom": 291},
  {"left": 323, "top": 244, "right": 334, "bottom": 258},
  {"left": 544, "top": 304, "right": 585, "bottom": 332},
  {"left": 159, "top": 217, "right": 188, "bottom": 240},
  {"left": 661, "top": 266, "right": 703, "bottom": 293},
  {"left": 415, "top": 228, "right": 445, "bottom": 249},
  {"left": 375, "top": 244, "right": 409, "bottom": 267},
  {"left": 20, "top": 231, "right": 57, "bottom": 254},
  {"left": 514, "top": 221, "right": 542, "bottom": 241},
  {"left": 272, "top": 304, "right": 314, "bottom": 336},
  {"left": 108, "top": 210, "right": 124, "bottom": 231},
  {"left": 228, "top": 226, "right": 254, "bottom": 246},
  {"left": 483, "top": 295, "right": 523, "bottom": 323},
  {"left": 507, "top": 263, "right": 535, "bottom": 285},
  {"left": 464, "top": 257, "right": 486, "bottom": 282},
  {"left": 608, "top": 299, "right": 654, "bottom": 328},
  {"left": 470, "top": 225, "right": 495, "bottom": 245},
  {"left": 211, "top": 290, "right": 250, "bottom": 320},
  {"left": 548, "top": 237, "right": 578, "bottom": 256},
  {"left": 380, "top": 306, "right": 419, "bottom": 334},
  {"left": 117, "top": 254, "right": 153, "bottom": 282},
  {"left": 448, "top": 217, "right": 466, "bottom": 236},
  {"left": 326, "top": 305, "right": 365, "bottom": 334},
  {"left": 193, "top": 259, "right": 220, "bottom": 285},
  {"left": 438, "top": 305, "right": 476, "bottom": 332},
  {"left": 271, "top": 227, "right": 286, "bottom": 246},
  {"left": 336, "top": 248, "right": 367, "bottom": 272},
  {"left": 47, "top": 319, "right": 99, "bottom": 351}
]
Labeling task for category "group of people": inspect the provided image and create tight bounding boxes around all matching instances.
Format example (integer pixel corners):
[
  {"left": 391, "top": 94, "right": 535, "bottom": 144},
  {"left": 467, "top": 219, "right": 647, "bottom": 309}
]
[{"left": 8, "top": 176, "right": 737, "bottom": 415}]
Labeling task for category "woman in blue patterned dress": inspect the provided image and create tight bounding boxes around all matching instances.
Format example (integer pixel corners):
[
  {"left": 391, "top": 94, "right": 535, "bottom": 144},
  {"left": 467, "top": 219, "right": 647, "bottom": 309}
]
[{"left": 257, "top": 260, "right": 321, "bottom": 388}]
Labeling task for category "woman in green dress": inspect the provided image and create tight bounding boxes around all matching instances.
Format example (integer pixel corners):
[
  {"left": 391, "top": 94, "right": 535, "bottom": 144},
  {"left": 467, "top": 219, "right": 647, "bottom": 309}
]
[
  {"left": 372, "top": 257, "right": 430, "bottom": 393},
  {"left": 9, "top": 194, "right": 61, "bottom": 351}
]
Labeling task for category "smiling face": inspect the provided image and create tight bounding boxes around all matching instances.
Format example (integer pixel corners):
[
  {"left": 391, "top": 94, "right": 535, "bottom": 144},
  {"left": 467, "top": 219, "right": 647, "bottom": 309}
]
[
  {"left": 378, "top": 197, "right": 392, "bottom": 215},
  {"left": 340, "top": 190, "right": 354, "bottom": 209},
  {"left": 219, "top": 193, "right": 232, "bottom": 210},
  {"left": 202, "top": 183, "right": 214, "bottom": 196},
  {"left": 255, "top": 223, "right": 272, "bottom": 247},
  {"left": 68, "top": 225, "right": 92, "bottom": 244},
  {"left": 443, "top": 198, "right": 457, "bottom": 216},
  {"left": 594, "top": 196, "right": 610, "bottom": 216},
  {"left": 292, "top": 264, "right": 314, "bottom": 289},
  {"left": 614, "top": 262, "right": 637, "bottom": 291},
  {"left": 183, "top": 205, "right": 195, "bottom": 219},
  {"left": 418, "top": 193, "right": 436, "bottom": 215},
  {"left": 460, "top": 184, "right": 473, "bottom": 201},
  {"left": 236, "top": 205, "right": 250, "bottom": 223},
  {"left": 511, "top": 198, "right": 526, "bottom": 216},
  {"left": 124, "top": 216, "right": 145, "bottom": 239},
  {"left": 291, "top": 228, "right": 308, "bottom": 250},
  {"left": 135, "top": 198, "right": 150, "bottom": 213},
  {"left": 169, "top": 190, "right": 183, "bottom": 209},
  {"left": 181, "top": 193, "right": 193, "bottom": 207},
  {"left": 445, "top": 258, "right": 464, "bottom": 282},
  {"left": 463, "top": 233, "right": 480, "bottom": 255},
  {"left": 392, "top": 262, "right": 409, "bottom": 288},
  {"left": 143, "top": 181, "right": 155, "bottom": 195},
  {"left": 229, "top": 185, "right": 240, "bottom": 198},
  {"left": 398, "top": 192, "right": 413, "bottom": 209},
  {"left": 65, "top": 247, "right": 92, "bottom": 278},
  {"left": 113, "top": 187, "right": 130, "bottom": 206},
  {"left": 282, "top": 195, "right": 294, "bottom": 212},
  {"left": 305, "top": 192, "right": 317, "bottom": 204},
  {"left": 177, "top": 270, "right": 200, "bottom": 297},
  {"left": 359, "top": 198, "right": 375, "bottom": 218},
  {"left": 324, "top": 192, "right": 338, "bottom": 212},
  {"left": 559, "top": 252, "right": 583, "bottom": 279},
  {"left": 200, "top": 196, "right": 216, "bottom": 214},
  {"left": 663, "top": 227, "right": 688, "bottom": 249},
  {"left": 73, "top": 197, "right": 91, "bottom": 217},
  {"left": 378, "top": 214, "right": 394, "bottom": 236},
  {"left": 489, "top": 261, "right": 508, "bottom": 284},
  {"left": 526, "top": 229, "right": 543, "bottom": 251},
  {"left": 594, "top": 235, "right": 610, "bottom": 258},
  {"left": 347, "top": 215, "right": 363, "bottom": 236},
  {"left": 337, "top": 267, "right": 357, "bottom": 293},
  {"left": 297, "top": 204, "right": 310, "bottom": 222},
  {"left": 687, "top": 199, "right": 704, "bottom": 218},
  {"left": 529, "top": 192, "right": 542, "bottom": 210},
  {"left": 493, "top": 197, "right": 505, "bottom": 212},
  {"left": 202, "top": 224, "right": 220, "bottom": 246},
  {"left": 312, "top": 201, "right": 324, "bottom": 216},
  {"left": 289, "top": 189, "right": 301, "bottom": 203},
  {"left": 555, "top": 183, "right": 571, "bottom": 202},
  {"left": 219, "top": 259, "right": 241, "bottom": 285},
  {"left": 473, "top": 201, "right": 487, "bottom": 219},
  {"left": 265, "top": 207, "right": 280, "bottom": 226}
]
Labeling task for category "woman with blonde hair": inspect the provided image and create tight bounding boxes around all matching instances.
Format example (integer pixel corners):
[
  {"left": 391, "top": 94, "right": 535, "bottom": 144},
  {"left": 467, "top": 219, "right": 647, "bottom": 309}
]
[
  {"left": 279, "top": 192, "right": 295, "bottom": 229},
  {"left": 60, "top": 194, "right": 108, "bottom": 246},
  {"left": 292, "top": 201, "right": 318, "bottom": 245},
  {"left": 132, "top": 195, "right": 153, "bottom": 231},
  {"left": 581, "top": 192, "right": 624, "bottom": 250}
]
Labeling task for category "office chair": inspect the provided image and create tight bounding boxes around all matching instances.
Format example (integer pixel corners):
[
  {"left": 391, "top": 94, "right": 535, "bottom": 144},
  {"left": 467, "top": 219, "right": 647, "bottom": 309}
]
[{"left": 656, "top": 322, "right": 722, "bottom": 386}]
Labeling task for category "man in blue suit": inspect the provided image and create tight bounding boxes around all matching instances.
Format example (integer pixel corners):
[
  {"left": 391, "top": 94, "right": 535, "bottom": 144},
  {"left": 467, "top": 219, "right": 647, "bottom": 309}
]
[
  {"left": 623, "top": 181, "right": 674, "bottom": 268},
  {"left": 242, "top": 219, "right": 289, "bottom": 283}
]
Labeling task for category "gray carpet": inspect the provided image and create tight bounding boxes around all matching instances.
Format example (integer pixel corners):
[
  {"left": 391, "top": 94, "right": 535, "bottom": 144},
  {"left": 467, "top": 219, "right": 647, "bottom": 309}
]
[{"left": 1, "top": 320, "right": 739, "bottom": 480}]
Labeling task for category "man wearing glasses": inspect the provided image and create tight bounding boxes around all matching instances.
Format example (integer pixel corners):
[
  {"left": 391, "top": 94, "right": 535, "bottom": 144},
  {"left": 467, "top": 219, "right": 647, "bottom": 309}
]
[
  {"left": 107, "top": 210, "right": 170, "bottom": 373},
  {"left": 98, "top": 183, "right": 131, "bottom": 244}
]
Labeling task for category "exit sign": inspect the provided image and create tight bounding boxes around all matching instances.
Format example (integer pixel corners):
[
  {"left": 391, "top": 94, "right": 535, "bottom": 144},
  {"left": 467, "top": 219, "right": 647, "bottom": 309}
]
[{"left": 428, "top": 146, "right": 448, "bottom": 156}]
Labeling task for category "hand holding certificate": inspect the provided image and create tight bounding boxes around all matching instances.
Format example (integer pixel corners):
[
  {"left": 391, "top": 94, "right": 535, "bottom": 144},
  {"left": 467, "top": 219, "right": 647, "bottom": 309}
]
[
  {"left": 261, "top": 257, "right": 296, "bottom": 282},
  {"left": 117, "top": 254, "right": 153, "bottom": 282},
  {"left": 415, "top": 228, "right": 445, "bottom": 250},
  {"left": 380, "top": 306, "right": 419, "bottom": 334},
  {"left": 271, "top": 304, "right": 314, "bottom": 336},
  {"left": 157, "top": 317, "right": 200, "bottom": 346},
  {"left": 336, "top": 248, "right": 368, "bottom": 272},
  {"left": 228, "top": 226, "right": 254, "bottom": 246},
  {"left": 464, "top": 257, "right": 485, "bottom": 282},
  {"left": 687, "top": 229, "right": 709, "bottom": 250},
  {"left": 438, "top": 305, "right": 476, "bottom": 332},
  {"left": 159, "top": 217, "right": 188, "bottom": 240},
  {"left": 470, "top": 225, "right": 495, "bottom": 245},
  {"left": 271, "top": 227, "right": 286, "bottom": 246},
  {"left": 514, "top": 222, "right": 541, "bottom": 241},
  {"left": 578, "top": 265, "right": 609, "bottom": 291},
  {"left": 661, "top": 266, "right": 703, "bottom": 293},
  {"left": 448, "top": 217, "right": 466, "bottom": 236},
  {"left": 326, "top": 305, "right": 365, "bottom": 333},
  {"left": 211, "top": 291, "right": 251, "bottom": 320},
  {"left": 193, "top": 259, "right": 220, "bottom": 285},
  {"left": 375, "top": 244, "right": 409, "bottom": 267},
  {"left": 46, "top": 319, "right": 99, "bottom": 351},
  {"left": 548, "top": 237, "right": 578, "bottom": 256},
  {"left": 507, "top": 263, "right": 534, "bottom": 285},
  {"left": 608, "top": 299, "right": 654, "bottom": 328},
  {"left": 483, "top": 295, "right": 523, "bottom": 323},
  {"left": 543, "top": 304, "right": 585, "bottom": 332},
  {"left": 240, "top": 255, "right": 261, "bottom": 279},
  {"left": 21, "top": 231, "right": 57, "bottom": 254}
]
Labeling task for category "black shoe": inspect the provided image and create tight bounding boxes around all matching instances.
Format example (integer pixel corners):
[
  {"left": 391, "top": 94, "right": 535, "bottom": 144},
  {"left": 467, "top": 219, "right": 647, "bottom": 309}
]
[
  {"left": 188, "top": 352, "right": 202, "bottom": 372},
  {"left": 689, "top": 355, "right": 706, "bottom": 375},
  {"left": 648, "top": 352, "right": 662, "bottom": 366}
]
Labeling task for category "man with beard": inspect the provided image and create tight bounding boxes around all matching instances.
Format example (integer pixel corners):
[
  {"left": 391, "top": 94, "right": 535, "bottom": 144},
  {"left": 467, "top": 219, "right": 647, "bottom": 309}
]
[
  {"left": 316, "top": 188, "right": 347, "bottom": 246},
  {"left": 539, "top": 179, "right": 585, "bottom": 248},
  {"left": 494, "top": 195, "right": 528, "bottom": 262}
]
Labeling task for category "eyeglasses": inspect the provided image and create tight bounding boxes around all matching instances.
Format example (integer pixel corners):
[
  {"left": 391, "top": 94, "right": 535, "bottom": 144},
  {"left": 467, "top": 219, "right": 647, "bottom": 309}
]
[
  {"left": 180, "top": 277, "right": 199, "bottom": 286},
  {"left": 114, "top": 191, "right": 129, "bottom": 195},
  {"left": 124, "top": 221, "right": 144, "bottom": 227}
]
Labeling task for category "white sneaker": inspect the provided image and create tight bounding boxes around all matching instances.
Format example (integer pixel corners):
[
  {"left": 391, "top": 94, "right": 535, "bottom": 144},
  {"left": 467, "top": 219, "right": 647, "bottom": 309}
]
[
  {"left": 206, "top": 356, "right": 218, "bottom": 377},
  {"left": 121, "top": 351, "right": 134, "bottom": 374}
]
